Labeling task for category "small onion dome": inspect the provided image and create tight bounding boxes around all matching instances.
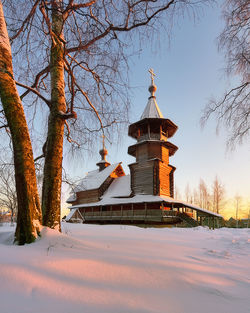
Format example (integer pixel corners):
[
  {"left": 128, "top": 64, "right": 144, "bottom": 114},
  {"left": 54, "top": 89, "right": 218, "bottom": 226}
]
[
  {"left": 99, "top": 148, "right": 108, "bottom": 159},
  {"left": 148, "top": 84, "right": 157, "bottom": 97},
  {"left": 97, "top": 148, "right": 110, "bottom": 171}
]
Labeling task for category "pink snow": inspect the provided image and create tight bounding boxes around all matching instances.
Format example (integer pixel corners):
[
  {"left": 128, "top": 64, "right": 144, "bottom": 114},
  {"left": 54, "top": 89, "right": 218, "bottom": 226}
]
[{"left": 0, "top": 224, "right": 249, "bottom": 313}]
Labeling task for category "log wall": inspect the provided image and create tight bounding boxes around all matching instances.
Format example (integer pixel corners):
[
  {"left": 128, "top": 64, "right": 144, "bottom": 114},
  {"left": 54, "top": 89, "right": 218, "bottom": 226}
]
[
  {"left": 130, "top": 158, "right": 174, "bottom": 197},
  {"left": 76, "top": 189, "right": 99, "bottom": 204},
  {"left": 170, "top": 169, "right": 174, "bottom": 198},
  {"left": 129, "top": 160, "right": 155, "bottom": 195},
  {"left": 135, "top": 142, "right": 169, "bottom": 163},
  {"left": 158, "top": 163, "right": 172, "bottom": 197}
]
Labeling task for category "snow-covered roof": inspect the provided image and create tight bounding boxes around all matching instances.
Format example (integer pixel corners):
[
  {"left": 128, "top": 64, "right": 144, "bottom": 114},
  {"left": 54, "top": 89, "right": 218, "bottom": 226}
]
[
  {"left": 66, "top": 193, "right": 77, "bottom": 203},
  {"left": 101, "top": 175, "right": 131, "bottom": 199},
  {"left": 68, "top": 194, "right": 222, "bottom": 218},
  {"left": 75, "top": 162, "right": 122, "bottom": 192},
  {"left": 176, "top": 200, "right": 222, "bottom": 218},
  {"left": 140, "top": 96, "right": 163, "bottom": 119},
  {"left": 65, "top": 208, "right": 77, "bottom": 221}
]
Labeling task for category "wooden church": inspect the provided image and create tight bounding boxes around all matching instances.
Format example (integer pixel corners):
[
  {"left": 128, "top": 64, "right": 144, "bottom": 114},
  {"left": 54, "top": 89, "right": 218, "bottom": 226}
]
[{"left": 66, "top": 70, "right": 221, "bottom": 227}]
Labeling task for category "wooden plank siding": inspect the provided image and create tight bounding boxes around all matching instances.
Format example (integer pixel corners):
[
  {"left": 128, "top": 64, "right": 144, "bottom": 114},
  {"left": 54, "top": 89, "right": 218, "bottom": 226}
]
[
  {"left": 158, "top": 163, "right": 172, "bottom": 197},
  {"left": 161, "top": 146, "right": 169, "bottom": 163},
  {"left": 76, "top": 189, "right": 99, "bottom": 204},
  {"left": 136, "top": 144, "right": 148, "bottom": 162},
  {"left": 135, "top": 142, "right": 169, "bottom": 164},
  {"left": 130, "top": 159, "right": 174, "bottom": 197},
  {"left": 169, "top": 169, "right": 174, "bottom": 198},
  {"left": 148, "top": 143, "right": 162, "bottom": 160},
  {"left": 129, "top": 160, "right": 155, "bottom": 195}
]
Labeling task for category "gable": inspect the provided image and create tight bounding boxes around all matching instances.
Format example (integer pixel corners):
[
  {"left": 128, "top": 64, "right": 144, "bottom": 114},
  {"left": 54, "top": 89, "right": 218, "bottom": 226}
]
[
  {"left": 66, "top": 163, "right": 125, "bottom": 204},
  {"left": 75, "top": 163, "right": 124, "bottom": 191}
]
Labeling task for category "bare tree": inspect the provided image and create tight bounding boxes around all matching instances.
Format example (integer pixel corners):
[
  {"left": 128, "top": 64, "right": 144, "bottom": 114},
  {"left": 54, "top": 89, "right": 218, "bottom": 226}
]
[
  {"left": 235, "top": 194, "right": 241, "bottom": 227},
  {"left": 3, "top": 0, "right": 213, "bottom": 232},
  {"left": 198, "top": 178, "right": 211, "bottom": 210},
  {"left": 0, "top": 1, "right": 41, "bottom": 244},
  {"left": 174, "top": 184, "right": 181, "bottom": 199},
  {"left": 0, "top": 162, "right": 17, "bottom": 224},
  {"left": 192, "top": 188, "right": 199, "bottom": 206},
  {"left": 212, "top": 175, "right": 225, "bottom": 214},
  {"left": 201, "top": 0, "right": 249, "bottom": 148},
  {"left": 185, "top": 183, "right": 191, "bottom": 203}
]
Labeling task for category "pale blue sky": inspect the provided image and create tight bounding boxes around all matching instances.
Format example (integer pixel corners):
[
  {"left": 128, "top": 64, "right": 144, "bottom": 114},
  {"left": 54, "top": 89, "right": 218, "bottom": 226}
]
[{"left": 64, "top": 2, "right": 249, "bottom": 204}]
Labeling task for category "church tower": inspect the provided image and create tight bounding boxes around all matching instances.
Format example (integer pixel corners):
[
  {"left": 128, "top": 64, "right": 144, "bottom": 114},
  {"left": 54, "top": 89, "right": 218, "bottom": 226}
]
[{"left": 128, "top": 70, "right": 178, "bottom": 197}]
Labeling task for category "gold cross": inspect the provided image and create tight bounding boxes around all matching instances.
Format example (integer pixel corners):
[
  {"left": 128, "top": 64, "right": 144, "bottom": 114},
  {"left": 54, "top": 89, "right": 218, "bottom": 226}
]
[
  {"left": 148, "top": 68, "right": 156, "bottom": 85},
  {"left": 101, "top": 134, "right": 105, "bottom": 150}
]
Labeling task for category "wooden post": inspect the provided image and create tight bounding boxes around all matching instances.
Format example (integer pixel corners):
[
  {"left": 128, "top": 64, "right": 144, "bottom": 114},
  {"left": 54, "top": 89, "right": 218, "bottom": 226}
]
[
  {"left": 148, "top": 123, "right": 151, "bottom": 139},
  {"left": 77, "top": 209, "right": 84, "bottom": 223},
  {"left": 161, "top": 202, "right": 164, "bottom": 219}
]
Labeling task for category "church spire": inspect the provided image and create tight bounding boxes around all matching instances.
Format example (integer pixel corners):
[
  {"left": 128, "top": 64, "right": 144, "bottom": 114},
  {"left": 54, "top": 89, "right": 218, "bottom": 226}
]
[{"left": 140, "top": 68, "right": 163, "bottom": 119}]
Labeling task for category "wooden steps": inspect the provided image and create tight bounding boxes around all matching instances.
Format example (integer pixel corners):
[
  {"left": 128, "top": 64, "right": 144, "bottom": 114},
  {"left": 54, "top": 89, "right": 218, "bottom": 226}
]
[{"left": 178, "top": 212, "right": 199, "bottom": 227}]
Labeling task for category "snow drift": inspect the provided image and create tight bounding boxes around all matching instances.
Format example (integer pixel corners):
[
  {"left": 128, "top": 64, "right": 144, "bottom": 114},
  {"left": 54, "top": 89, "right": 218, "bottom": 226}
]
[{"left": 0, "top": 223, "right": 249, "bottom": 313}]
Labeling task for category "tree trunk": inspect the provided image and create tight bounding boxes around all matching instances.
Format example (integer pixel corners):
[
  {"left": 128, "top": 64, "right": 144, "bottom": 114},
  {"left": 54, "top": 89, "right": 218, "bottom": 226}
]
[
  {"left": 42, "top": 1, "right": 65, "bottom": 230},
  {"left": 0, "top": 2, "right": 41, "bottom": 244}
]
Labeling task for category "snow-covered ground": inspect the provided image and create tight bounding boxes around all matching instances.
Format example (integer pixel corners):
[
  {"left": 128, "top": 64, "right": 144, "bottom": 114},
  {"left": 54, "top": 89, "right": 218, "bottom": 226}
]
[{"left": 0, "top": 223, "right": 249, "bottom": 313}]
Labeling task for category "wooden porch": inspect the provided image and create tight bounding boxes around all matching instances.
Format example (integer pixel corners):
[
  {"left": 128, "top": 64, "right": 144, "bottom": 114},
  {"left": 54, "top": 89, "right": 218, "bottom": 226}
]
[{"left": 69, "top": 201, "right": 222, "bottom": 228}]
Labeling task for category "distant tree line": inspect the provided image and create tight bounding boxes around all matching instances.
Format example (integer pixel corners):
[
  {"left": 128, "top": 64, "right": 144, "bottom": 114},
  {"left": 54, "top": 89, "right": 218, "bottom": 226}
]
[
  {"left": 175, "top": 176, "right": 225, "bottom": 214},
  {"left": 175, "top": 176, "right": 250, "bottom": 222}
]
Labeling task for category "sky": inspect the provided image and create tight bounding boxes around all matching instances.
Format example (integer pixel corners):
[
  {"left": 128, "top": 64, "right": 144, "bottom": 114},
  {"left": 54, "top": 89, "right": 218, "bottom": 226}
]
[{"left": 62, "top": 2, "right": 249, "bottom": 217}]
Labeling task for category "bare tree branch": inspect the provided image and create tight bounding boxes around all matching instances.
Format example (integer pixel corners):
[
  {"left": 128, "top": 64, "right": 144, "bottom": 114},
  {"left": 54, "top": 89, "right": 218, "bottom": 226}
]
[
  {"left": 201, "top": 0, "right": 250, "bottom": 148},
  {"left": 15, "top": 80, "right": 51, "bottom": 107},
  {"left": 67, "top": 0, "right": 175, "bottom": 53},
  {"left": 10, "top": 0, "right": 40, "bottom": 41},
  {"left": 65, "top": 120, "right": 80, "bottom": 147},
  {"left": 20, "top": 66, "right": 50, "bottom": 99}
]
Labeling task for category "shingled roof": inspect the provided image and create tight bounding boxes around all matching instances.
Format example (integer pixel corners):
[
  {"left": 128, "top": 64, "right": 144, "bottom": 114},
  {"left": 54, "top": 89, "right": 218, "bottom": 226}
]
[{"left": 140, "top": 96, "right": 163, "bottom": 119}]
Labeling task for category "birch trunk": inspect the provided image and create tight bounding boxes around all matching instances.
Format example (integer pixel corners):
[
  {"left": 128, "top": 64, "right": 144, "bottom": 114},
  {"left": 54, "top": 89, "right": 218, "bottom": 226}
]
[
  {"left": 42, "top": 1, "right": 65, "bottom": 230},
  {"left": 0, "top": 1, "right": 41, "bottom": 244}
]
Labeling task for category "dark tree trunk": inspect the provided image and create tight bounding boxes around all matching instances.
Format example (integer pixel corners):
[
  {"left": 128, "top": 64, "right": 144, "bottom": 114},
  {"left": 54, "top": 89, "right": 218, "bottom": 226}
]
[
  {"left": 42, "top": 1, "right": 65, "bottom": 230},
  {"left": 0, "top": 3, "right": 41, "bottom": 244}
]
